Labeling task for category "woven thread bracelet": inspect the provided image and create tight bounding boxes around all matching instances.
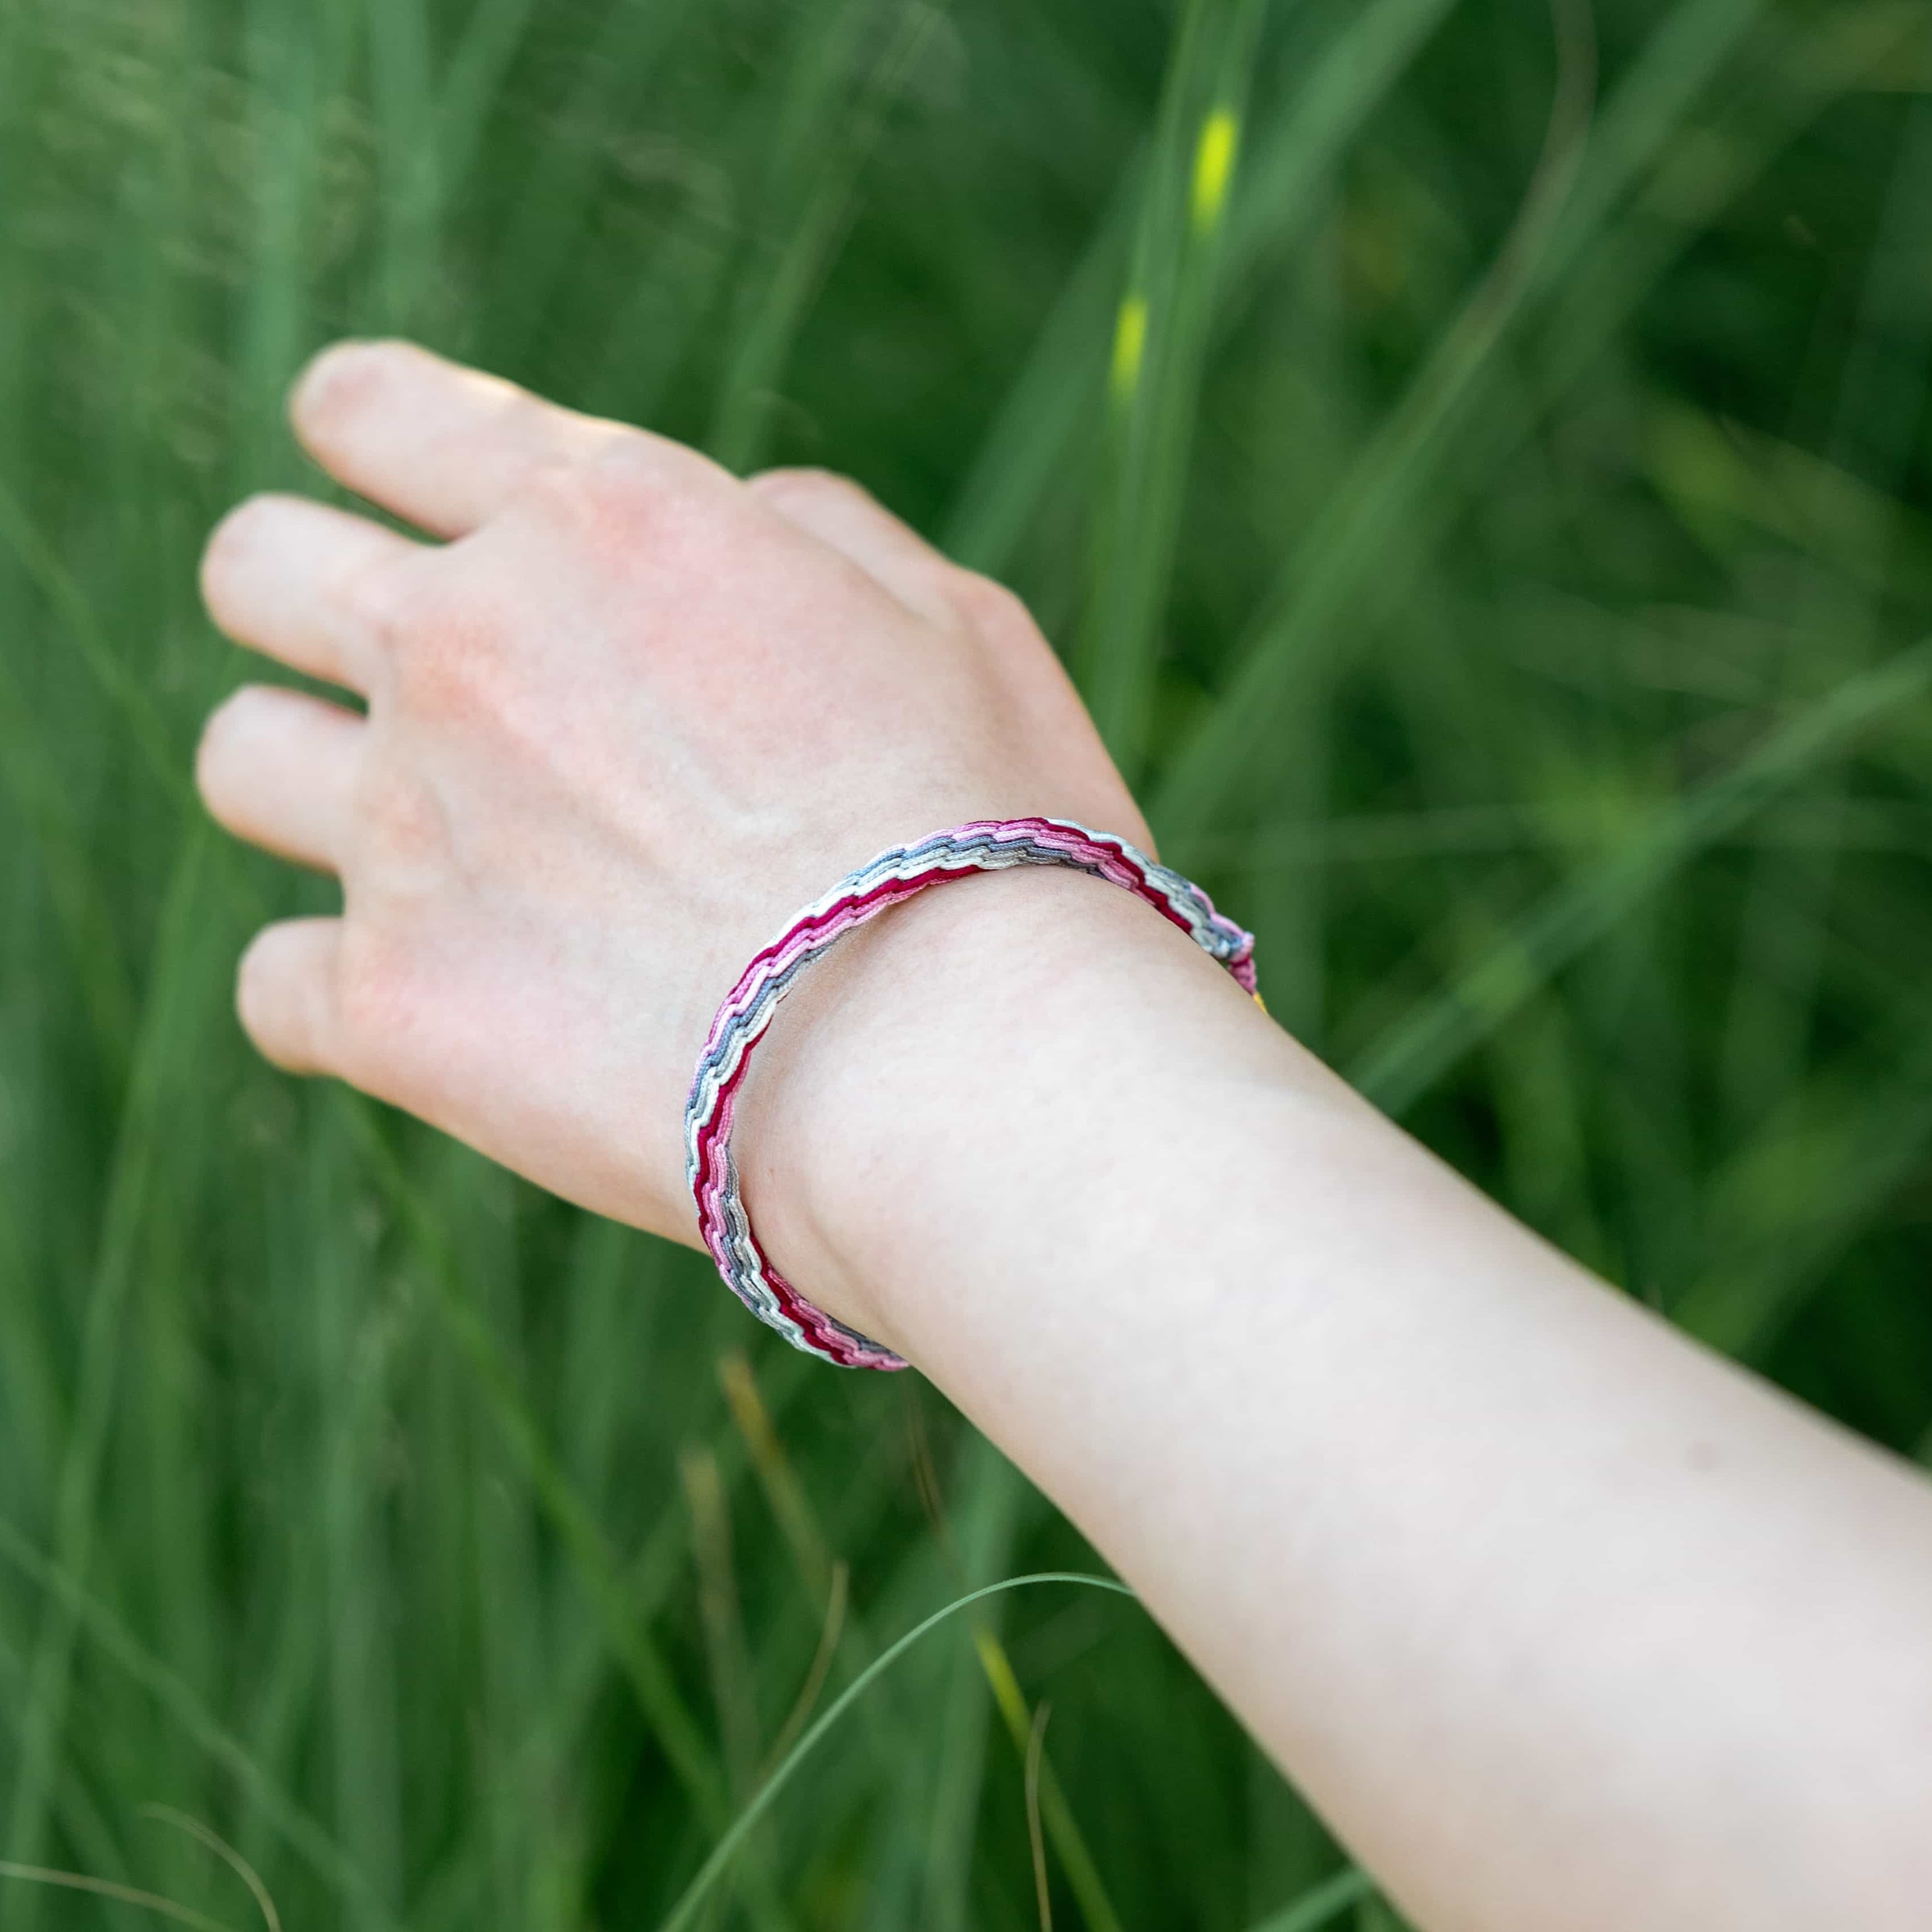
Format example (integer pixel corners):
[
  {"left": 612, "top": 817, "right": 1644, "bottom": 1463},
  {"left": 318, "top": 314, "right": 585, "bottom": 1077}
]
[{"left": 684, "top": 817, "right": 1260, "bottom": 1371}]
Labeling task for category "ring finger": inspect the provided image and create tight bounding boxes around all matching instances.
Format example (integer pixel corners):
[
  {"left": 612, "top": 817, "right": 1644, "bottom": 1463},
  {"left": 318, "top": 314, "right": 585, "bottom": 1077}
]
[{"left": 197, "top": 683, "right": 363, "bottom": 874}]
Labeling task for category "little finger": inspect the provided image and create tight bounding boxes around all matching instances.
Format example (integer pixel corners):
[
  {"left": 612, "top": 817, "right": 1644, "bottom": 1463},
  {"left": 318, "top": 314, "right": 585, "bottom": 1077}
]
[{"left": 235, "top": 918, "right": 343, "bottom": 1075}]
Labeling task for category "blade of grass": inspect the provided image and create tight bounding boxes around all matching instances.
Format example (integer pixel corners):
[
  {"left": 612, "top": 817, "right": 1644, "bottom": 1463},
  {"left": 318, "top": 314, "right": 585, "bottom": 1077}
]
[
  {"left": 1672, "top": 1016, "right": 1932, "bottom": 1354},
  {"left": 308, "top": 1125, "right": 404, "bottom": 1922},
  {"left": 0, "top": 1157, "right": 64, "bottom": 1536},
  {"left": 0, "top": 541, "right": 136, "bottom": 1070},
  {"left": 403, "top": 1440, "right": 765, "bottom": 1932},
  {"left": 435, "top": 0, "right": 546, "bottom": 200},
  {"left": 1711, "top": 75, "right": 1932, "bottom": 1139},
  {"left": 1155, "top": 0, "right": 1599, "bottom": 835},
  {"left": 944, "top": 0, "right": 1463, "bottom": 576},
  {"left": 1024, "top": 1701, "right": 1053, "bottom": 1932},
  {"left": 1169, "top": 0, "right": 1923, "bottom": 858},
  {"left": 362, "top": 0, "right": 439, "bottom": 331},
  {"left": 329, "top": 1092, "right": 731, "bottom": 1834},
  {"left": 4, "top": 828, "right": 223, "bottom": 1928},
  {"left": 331, "top": 1103, "right": 807, "bottom": 1932},
  {"left": 715, "top": 1353, "right": 1005, "bottom": 1931},
  {"left": 1350, "top": 638, "right": 1932, "bottom": 1114},
  {"left": 0, "top": 476, "right": 186, "bottom": 805},
  {"left": 0, "top": 1606, "right": 149, "bottom": 1905},
  {"left": 0, "top": 1861, "right": 242, "bottom": 1932},
  {"left": 757, "top": 1561, "right": 849, "bottom": 1789},
  {"left": 681, "top": 1443, "right": 763, "bottom": 1802},
  {"left": 484, "top": 0, "right": 712, "bottom": 379},
  {"left": 1245, "top": 1867, "right": 1377, "bottom": 1932},
  {"left": 234, "top": 0, "right": 359, "bottom": 489},
  {"left": 1079, "top": 0, "right": 1266, "bottom": 776},
  {"left": 918, "top": 1434, "right": 1027, "bottom": 1932},
  {"left": 140, "top": 1807, "right": 284, "bottom": 1932},
  {"left": 654, "top": 1574, "right": 1136, "bottom": 1932},
  {"left": 718, "top": 1353, "right": 836, "bottom": 1606},
  {"left": 707, "top": 0, "right": 943, "bottom": 472},
  {"left": 971, "top": 1624, "right": 1125, "bottom": 1932},
  {"left": 1154, "top": 0, "right": 1845, "bottom": 844},
  {"left": 0, "top": 1513, "right": 376, "bottom": 1917},
  {"left": 717, "top": 1362, "right": 1113, "bottom": 1932}
]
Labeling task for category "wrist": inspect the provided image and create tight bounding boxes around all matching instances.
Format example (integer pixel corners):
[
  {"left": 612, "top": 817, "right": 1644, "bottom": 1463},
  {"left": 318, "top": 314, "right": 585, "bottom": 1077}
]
[{"left": 730, "top": 859, "right": 1289, "bottom": 1356}]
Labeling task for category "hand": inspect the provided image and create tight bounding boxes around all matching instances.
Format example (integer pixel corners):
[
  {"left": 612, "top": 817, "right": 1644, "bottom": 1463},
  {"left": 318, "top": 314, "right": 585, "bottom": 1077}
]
[{"left": 195, "top": 339, "right": 1144, "bottom": 1241}]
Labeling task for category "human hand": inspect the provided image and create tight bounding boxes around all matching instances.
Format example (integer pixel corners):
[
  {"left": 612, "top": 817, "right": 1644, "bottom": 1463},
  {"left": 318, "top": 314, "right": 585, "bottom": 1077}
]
[{"left": 196, "top": 340, "right": 1144, "bottom": 1241}]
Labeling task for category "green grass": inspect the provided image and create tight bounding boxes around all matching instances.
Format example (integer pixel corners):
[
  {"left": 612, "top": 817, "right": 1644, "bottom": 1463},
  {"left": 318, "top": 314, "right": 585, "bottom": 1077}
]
[{"left": 3, "top": 0, "right": 1932, "bottom": 1926}]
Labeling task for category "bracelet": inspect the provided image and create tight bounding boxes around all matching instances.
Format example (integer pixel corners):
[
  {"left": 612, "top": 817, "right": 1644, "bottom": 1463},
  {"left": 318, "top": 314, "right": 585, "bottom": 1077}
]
[{"left": 684, "top": 817, "right": 1260, "bottom": 1370}]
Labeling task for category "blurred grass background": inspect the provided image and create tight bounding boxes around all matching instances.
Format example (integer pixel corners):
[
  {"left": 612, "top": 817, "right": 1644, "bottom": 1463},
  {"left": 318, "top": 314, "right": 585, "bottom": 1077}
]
[{"left": 3, "top": 0, "right": 1932, "bottom": 1925}]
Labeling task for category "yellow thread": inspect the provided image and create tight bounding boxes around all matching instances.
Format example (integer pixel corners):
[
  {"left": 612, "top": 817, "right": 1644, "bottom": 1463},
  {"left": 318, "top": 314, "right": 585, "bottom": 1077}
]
[
  {"left": 1110, "top": 294, "right": 1148, "bottom": 403},
  {"left": 1191, "top": 108, "right": 1239, "bottom": 235}
]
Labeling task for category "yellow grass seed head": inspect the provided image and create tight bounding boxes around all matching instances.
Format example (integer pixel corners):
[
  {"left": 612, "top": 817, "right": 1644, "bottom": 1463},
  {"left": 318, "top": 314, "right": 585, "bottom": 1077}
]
[
  {"left": 1110, "top": 293, "right": 1149, "bottom": 404},
  {"left": 1191, "top": 107, "right": 1239, "bottom": 236}
]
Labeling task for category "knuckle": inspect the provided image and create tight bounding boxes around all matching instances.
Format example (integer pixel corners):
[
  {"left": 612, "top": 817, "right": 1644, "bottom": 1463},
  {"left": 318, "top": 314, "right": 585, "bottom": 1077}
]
[
  {"left": 331, "top": 543, "right": 418, "bottom": 646},
  {"left": 538, "top": 438, "right": 655, "bottom": 517},
  {"left": 749, "top": 465, "right": 866, "bottom": 507},
  {"left": 330, "top": 929, "right": 419, "bottom": 1073},
  {"left": 384, "top": 587, "right": 511, "bottom": 725},
  {"left": 330, "top": 931, "right": 388, "bottom": 1039},
  {"left": 526, "top": 436, "right": 709, "bottom": 564},
  {"left": 353, "top": 762, "right": 450, "bottom": 871},
  {"left": 945, "top": 567, "right": 1036, "bottom": 642}
]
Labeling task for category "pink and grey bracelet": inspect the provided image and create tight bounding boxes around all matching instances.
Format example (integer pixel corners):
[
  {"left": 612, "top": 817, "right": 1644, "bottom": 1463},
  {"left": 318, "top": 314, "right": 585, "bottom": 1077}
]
[{"left": 684, "top": 817, "right": 1260, "bottom": 1370}]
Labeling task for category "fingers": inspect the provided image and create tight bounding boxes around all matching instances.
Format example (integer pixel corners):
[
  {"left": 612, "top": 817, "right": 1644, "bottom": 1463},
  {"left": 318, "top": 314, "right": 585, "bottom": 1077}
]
[
  {"left": 236, "top": 918, "right": 342, "bottom": 1074},
  {"left": 201, "top": 494, "right": 420, "bottom": 691},
  {"left": 197, "top": 683, "right": 363, "bottom": 873},
  {"left": 748, "top": 468, "right": 963, "bottom": 627},
  {"left": 290, "top": 339, "right": 656, "bottom": 538}
]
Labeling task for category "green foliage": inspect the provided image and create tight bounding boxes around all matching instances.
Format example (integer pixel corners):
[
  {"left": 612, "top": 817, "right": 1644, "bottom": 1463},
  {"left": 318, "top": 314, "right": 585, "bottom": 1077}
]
[{"left": 2, "top": 0, "right": 1930, "bottom": 1925}]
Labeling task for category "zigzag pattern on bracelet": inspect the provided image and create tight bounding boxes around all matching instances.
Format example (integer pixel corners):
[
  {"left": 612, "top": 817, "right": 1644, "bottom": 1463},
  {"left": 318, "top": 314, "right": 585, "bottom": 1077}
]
[{"left": 685, "top": 817, "right": 1261, "bottom": 1370}]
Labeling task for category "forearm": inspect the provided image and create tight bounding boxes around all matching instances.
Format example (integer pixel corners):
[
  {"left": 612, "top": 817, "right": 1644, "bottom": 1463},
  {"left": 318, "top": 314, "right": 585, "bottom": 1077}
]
[{"left": 744, "top": 865, "right": 1932, "bottom": 1931}]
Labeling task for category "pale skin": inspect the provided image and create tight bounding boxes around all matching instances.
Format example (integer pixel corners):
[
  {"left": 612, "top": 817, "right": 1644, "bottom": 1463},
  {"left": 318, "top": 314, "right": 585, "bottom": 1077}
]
[{"left": 197, "top": 340, "right": 1932, "bottom": 1930}]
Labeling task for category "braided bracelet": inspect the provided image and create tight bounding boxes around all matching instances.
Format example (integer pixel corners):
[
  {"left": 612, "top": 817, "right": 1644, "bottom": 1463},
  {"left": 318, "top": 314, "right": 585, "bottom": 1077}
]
[{"left": 684, "top": 817, "right": 1259, "bottom": 1370}]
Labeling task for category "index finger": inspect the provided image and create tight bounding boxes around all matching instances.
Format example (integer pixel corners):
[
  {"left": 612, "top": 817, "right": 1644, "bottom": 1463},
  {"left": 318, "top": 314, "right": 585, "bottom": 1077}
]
[{"left": 288, "top": 339, "right": 677, "bottom": 538}]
